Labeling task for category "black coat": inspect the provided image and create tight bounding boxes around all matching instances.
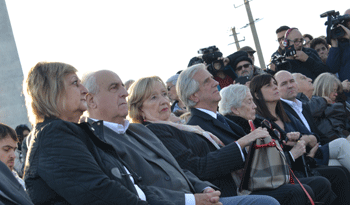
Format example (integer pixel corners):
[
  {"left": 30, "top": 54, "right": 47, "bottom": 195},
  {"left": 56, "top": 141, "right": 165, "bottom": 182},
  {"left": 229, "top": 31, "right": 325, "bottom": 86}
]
[{"left": 24, "top": 118, "right": 173, "bottom": 205}]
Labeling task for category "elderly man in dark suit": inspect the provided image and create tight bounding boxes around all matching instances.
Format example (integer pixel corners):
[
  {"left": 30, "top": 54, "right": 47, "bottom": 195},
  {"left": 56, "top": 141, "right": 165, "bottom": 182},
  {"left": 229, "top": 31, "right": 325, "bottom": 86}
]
[
  {"left": 275, "top": 70, "right": 350, "bottom": 204},
  {"left": 177, "top": 63, "right": 337, "bottom": 204},
  {"left": 82, "top": 70, "right": 260, "bottom": 205}
]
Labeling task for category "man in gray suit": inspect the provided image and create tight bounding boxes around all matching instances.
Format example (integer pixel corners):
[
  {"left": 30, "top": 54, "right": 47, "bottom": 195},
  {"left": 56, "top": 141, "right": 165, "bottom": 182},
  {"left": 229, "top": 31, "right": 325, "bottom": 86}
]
[{"left": 82, "top": 70, "right": 280, "bottom": 205}]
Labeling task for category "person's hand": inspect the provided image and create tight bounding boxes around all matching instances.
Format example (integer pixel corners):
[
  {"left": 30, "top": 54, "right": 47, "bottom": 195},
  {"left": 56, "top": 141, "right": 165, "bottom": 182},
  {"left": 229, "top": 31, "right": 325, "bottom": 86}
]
[
  {"left": 323, "top": 96, "right": 333, "bottom": 104},
  {"left": 203, "top": 187, "right": 215, "bottom": 193},
  {"left": 223, "top": 57, "right": 230, "bottom": 66},
  {"left": 307, "top": 143, "right": 319, "bottom": 158},
  {"left": 339, "top": 24, "right": 350, "bottom": 39},
  {"left": 194, "top": 190, "right": 222, "bottom": 205},
  {"left": 342, "top": 80, "right": 350, "bottom": 92},
  {"left": 300, "top": 134, "right": 318, "bottom": 148},
  {"left": 294, "top": 51, "right": 309, "bottom": 62},
  {"left": 237, "top": 127, "right": 269, "bottom": 148},
  {"left": 290, "top": 140, "right": 306, "bottom": 160},
  {"left": 283, "top": 132, "right": 300, "bottom": 146}
]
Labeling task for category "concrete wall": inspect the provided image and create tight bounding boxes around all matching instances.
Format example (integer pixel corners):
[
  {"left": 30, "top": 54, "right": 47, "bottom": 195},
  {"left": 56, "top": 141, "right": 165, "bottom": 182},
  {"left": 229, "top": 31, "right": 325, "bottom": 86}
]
[{"left": 0, "top": 0, "right": 30, "bottom": 129}]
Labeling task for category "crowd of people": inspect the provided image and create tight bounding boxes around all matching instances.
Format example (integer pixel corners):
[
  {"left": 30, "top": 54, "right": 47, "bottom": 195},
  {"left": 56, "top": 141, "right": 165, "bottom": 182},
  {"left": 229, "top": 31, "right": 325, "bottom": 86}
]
[{"left": 1, "top": 8, "right": 350, "bottom": 205}]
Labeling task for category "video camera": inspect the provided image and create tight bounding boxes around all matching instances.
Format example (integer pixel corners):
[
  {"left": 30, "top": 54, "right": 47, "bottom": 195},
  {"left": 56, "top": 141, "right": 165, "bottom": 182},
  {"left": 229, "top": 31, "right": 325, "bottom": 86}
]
[
  {"left": 270, "top": 45, "right": 296, "bottom": 71},
  {"left": 198, "top": 46, "right": 224, "bottom": 75},
  {"left": 321, "top": 10, "right": 350, "bottom": 44}
]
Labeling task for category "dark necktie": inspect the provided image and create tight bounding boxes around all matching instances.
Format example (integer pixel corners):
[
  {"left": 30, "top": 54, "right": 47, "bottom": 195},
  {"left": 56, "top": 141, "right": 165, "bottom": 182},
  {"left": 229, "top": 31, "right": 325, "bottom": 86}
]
[{"left": 217, "top": 114, "right": 230, "bottom": 129}]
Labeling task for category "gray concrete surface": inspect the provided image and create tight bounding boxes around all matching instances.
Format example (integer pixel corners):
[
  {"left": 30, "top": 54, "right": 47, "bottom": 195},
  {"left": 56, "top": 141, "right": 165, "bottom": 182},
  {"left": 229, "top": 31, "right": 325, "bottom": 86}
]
[{"left": 0, "top": 0, "right": 30, "bottom": 129}]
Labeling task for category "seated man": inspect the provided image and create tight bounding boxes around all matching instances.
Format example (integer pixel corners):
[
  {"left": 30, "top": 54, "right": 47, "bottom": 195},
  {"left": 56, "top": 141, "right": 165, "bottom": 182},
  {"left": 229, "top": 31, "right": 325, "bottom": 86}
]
[
  {"left": 0, "top": 123, "right": 33, "bottom": 205},
  {"left": 82, "top": 70, "right": 279, "bottom": 205},
  {"left": 179, "top": 63, "right": 336, "bottom": 204},
  {"left": 275, "top": 70, "right": 350, "bottom": 204}
]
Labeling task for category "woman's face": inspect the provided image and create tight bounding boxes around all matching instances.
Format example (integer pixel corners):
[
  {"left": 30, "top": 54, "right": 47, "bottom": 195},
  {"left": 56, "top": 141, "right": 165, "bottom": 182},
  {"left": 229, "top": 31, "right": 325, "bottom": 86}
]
[
  {"left": 260, "top": 78, "right": 280, "bottom": 103},
  {"left": 232, "top": 91, "right": 257, "bottom": 120},
  {"left": 329, "top": 83, "right": 338, "bottom": 103},
  {"left": 141, "top": 81, "right": 171, "bottom": 121},
  {"left": 57, "top": 72, "right": 88, "bottom": 122}
]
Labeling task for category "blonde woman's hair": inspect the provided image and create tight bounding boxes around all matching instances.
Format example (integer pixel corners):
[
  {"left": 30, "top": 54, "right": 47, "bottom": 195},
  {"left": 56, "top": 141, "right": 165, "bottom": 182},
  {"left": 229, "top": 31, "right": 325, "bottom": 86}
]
[
  {"left": 128, "top": 76, "right": 166, "bottom": 123},
  {"left": 313, "top": 72, "right": 342, "bottom": 98},
  {"left": 23, "top": 62, "right": 77, "bottom": 125}
]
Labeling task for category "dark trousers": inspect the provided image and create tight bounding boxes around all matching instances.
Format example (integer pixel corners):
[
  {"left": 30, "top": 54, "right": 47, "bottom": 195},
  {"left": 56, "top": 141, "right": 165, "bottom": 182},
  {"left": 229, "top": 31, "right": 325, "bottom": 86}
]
[
  {"left": 251, "top": 176, "right": 335, "bottom": 205},
  {"left": 315, "top": 166, "right": 350, "bottom": 205}
]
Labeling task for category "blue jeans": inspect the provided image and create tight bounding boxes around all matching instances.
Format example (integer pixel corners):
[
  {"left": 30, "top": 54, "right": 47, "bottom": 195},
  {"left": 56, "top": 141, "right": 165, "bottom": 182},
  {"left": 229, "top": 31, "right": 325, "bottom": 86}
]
[{"left": 220, "top": 195, "right": 280, "bottom": 205}]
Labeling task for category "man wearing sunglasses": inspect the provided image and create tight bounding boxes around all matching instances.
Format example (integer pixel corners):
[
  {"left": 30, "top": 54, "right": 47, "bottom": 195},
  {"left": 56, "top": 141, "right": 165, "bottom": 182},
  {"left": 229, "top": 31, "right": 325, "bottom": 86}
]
[
  {"left": 225, "top": 51, "right": 264, "bottom": 82},
  {"left": 284, "top": 28, "right": 329, "bottom": 81}
]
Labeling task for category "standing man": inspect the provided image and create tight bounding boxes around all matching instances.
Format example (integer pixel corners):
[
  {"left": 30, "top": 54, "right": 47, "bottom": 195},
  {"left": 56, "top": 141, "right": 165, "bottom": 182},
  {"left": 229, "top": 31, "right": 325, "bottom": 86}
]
[
  {"left": 271, "top": 26, "right": 290, "bottom": 57},
  {"left": 283, "top": 28, "right": 329, "bottom": 80}
]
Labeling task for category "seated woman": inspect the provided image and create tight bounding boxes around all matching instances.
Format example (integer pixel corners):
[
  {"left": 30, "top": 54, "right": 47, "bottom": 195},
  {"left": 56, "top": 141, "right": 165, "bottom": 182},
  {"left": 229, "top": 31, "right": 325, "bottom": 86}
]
[
  {"left": 249, "top": 74, "right": 350, "bottom": 205},
  {"left": 127, "top": 76, "right": 329, "bottom": 205},
  {"left": 23, "top": 62, "right": 171, "bottom": 205},
  {"left": 312, "top": 72, "right": 350, "bottom": 141}
]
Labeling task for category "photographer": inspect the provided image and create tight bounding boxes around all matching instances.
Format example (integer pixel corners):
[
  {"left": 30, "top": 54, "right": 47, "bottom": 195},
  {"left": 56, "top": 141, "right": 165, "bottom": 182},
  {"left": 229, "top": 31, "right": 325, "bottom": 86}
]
[
  {"left": 189, "top": 46, "right": 237, "bottom": 90},
  {"left": 326, "top": 9, "right": 350, "bottom": 99},
  {"left": 283, "top": 28, "right": 329, "bottom": 81}
]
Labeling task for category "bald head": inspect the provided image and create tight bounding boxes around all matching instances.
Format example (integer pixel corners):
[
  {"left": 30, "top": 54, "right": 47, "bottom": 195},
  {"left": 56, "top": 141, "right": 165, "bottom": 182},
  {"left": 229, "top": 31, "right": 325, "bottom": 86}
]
[
  {"left": 345, "top": 9, "right": 350, "bottom": 15},
  {"left": 286, "top": 29, "right": 303, "bottom": 51},
  {"left": 292, "top": 73, "right": 314, "bottom": 99},
  {"left": 274, "top": 71, "right": 298, "bottom": 101},
  {"left": 82, "top": 70, "right": 129, "bottom": 124}
]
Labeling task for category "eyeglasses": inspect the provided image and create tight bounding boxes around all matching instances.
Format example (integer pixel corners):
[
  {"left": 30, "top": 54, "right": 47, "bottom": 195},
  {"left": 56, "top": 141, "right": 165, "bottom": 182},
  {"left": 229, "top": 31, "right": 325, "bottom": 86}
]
[
  {"left": 236, "top": 63, "right": 251, "bottom": 71},
  {"left": 277, "top": 37, "right": 285, "bottom": 42},
  {"left": 303, "top": 41, "right": 311, "bottom": 46},
  {"left": 261, "top": 119, "right": 281, "bottom": 140},
  {"left": 167, "top": 85, "right": 175, "bottom": 91},
  {"left": 288, "top": 38, "right": 305, "bottom": 45}
]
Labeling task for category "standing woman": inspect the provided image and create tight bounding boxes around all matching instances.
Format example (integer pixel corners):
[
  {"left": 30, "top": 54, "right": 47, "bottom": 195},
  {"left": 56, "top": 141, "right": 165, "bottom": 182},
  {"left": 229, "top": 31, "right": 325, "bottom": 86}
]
[{"left": 23, "top": 62, "right": 166, "bottom": 205}]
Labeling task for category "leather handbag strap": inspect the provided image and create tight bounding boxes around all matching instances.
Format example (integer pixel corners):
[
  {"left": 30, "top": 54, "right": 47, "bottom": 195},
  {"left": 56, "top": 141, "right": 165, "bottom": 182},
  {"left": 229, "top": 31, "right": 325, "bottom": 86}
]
[{"left": 289, "top": 168, "right": 315, "bottom": 205}]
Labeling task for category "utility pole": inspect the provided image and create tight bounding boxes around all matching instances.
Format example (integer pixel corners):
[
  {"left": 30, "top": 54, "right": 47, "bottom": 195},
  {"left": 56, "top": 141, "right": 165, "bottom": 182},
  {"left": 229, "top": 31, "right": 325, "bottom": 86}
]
[
  {"left": 228, "top": 27, "right": 245, "bottom": 50},
  {"left": 243, "top": 0, "right": 266, "bottom": 69}
]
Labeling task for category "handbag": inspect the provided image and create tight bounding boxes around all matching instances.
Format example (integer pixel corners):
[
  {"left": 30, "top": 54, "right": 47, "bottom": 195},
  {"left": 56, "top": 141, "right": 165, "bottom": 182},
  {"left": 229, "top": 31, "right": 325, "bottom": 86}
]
[{"left": 238, "top": 135, "right": 290, "bottom": 192}]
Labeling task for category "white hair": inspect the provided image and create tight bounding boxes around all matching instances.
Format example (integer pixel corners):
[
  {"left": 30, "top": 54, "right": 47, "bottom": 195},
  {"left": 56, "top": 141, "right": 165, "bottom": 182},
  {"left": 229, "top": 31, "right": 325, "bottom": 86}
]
[
  {"left": 81, "top": 71, "right": 99, "bottom": 94},
  {"left": 177, "top": 64, "right": 204, "bottom": 109},
  {"left": 219, "top": 84, "right": 249, "bottom": 115},
  {"left": 166, "top": 74, "right": 179, "bottom": 85}
]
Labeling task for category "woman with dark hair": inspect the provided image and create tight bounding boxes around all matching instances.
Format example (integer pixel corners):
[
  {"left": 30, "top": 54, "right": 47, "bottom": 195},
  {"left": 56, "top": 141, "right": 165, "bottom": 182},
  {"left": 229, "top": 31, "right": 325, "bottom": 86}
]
[{"left": 250, "top": 74, "right": 350, "bottom": 205}]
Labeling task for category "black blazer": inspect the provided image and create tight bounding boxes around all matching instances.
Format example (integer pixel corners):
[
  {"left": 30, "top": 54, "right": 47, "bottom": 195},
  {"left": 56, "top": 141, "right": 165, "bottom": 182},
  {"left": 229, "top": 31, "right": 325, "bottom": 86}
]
[
  {"left": 281, "top": 100, "right": 330, "bottom": 145},
  {"left": 0, "top": 161, "right": 33, "bottom": 205},
  {"left": 145, "top": 122, "right": 243, "bottom": 197},
  {"left": 187, "top": 108, "right": 247, "bottom": 145}
]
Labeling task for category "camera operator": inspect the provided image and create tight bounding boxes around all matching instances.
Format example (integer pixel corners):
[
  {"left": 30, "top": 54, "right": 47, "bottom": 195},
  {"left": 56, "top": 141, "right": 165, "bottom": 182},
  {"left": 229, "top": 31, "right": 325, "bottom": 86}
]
[
  {"left": 283, "top": 28, "right": 330, "bottom": 81},
  {"left": 326, "top": 9, "right": 350, "bottom": 100},
  {"left": 189, "top": 46, "right": 237, "bottom": 90}
]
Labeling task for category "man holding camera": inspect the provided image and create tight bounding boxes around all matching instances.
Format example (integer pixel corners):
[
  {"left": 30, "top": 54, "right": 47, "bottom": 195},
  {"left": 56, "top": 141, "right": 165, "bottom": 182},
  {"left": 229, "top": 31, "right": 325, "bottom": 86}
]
[
  {"left": 284, "top": 28, "right": 329, "bottom": 81},
  {"left": 326, "top": 9, "right": 350, "bottom": 100}
]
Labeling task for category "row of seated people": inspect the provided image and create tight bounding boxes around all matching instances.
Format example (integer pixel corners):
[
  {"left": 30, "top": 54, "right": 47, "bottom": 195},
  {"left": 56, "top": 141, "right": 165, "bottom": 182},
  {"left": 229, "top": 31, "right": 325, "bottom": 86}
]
[{"left": 2, "top": 60, "right": 350, "bottom": 204}]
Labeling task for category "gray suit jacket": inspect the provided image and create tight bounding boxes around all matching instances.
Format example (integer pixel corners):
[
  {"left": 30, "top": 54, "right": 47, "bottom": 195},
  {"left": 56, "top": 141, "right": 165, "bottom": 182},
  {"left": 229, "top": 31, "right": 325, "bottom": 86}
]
[{"left": 87, "top": 119, "right": 215, "bottom": 205}]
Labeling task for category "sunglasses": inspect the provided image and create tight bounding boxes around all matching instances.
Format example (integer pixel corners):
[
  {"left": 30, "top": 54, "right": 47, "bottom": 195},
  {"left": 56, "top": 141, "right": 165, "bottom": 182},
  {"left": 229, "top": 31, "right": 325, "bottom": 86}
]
[
  {"left": 236, "top": 63, "right": 251, "bottom": 71},
  {"left": 261, "top": 119, "right": 281, "bottom": 140}
]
